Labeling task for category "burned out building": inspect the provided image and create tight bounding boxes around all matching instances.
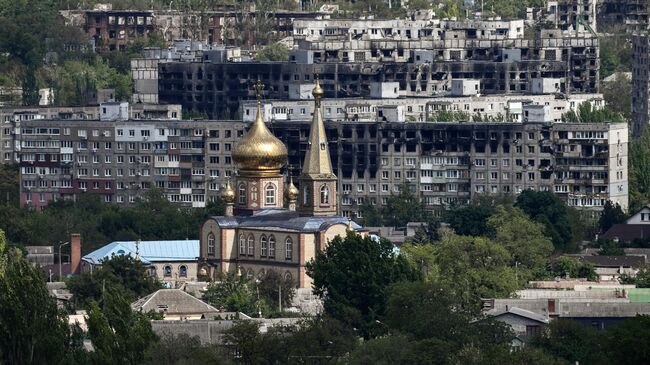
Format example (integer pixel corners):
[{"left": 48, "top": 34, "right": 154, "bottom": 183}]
[
  {"left": 61, "top": 5, "right": 322, "bottom": 50},
  {"left": 149, "top": 20, "right": 599, "bottom": 119},
  {"left": 15, "top": 116, "right": 627, "bottom": 215}
]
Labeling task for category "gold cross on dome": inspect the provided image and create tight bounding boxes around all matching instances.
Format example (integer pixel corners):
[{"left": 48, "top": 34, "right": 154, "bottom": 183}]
[{"left": 255, "top": 80, "right": 264, "bottom": 103}]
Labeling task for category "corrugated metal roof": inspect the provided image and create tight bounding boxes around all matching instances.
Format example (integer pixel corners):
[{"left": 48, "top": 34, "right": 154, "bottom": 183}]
[{"left": 82, "top": 240, "right": 199, "bottom": 265}]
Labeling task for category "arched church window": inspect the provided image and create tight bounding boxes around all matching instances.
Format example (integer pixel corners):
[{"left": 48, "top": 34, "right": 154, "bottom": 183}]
[
  {"left": 247, "top": 235, "right": 254, "bottom": 256},
  {"left": 260, "top": 235, "right": 267, "bottom": 257},
  {"left": 239, "top": 234, "right": 246, "bottom": 255},
  {"left": 265, "top": 183, "right": 276, "bottom": 205},
  {"left": 320, "top": 185, "right": 329, "bottom": 205},
  {"left": 238, "top": 183, "right": 246, "bottom": 205},
  {"left": 268, "top": 236, "right": 276, "bottom": 258},
  {"left": 285, "top": 237, "right": 293, "bottom": 260},
  {"left": 207, "top": 233, "right": 215, "bottom": 256}
]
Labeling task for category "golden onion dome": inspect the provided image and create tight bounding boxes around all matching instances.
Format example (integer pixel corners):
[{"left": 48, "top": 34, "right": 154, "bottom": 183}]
[
  {"left": 312, "top": 78, "right": 324, "bottom": 100},
  {"left": 286, "top": 176, "right": 299, "bottom": 201},
  {"left": 232, "top": 82, "right": 287, "bottom": 174},
  {"left": 220, "top": 179, "right": 235, "bottom": 204}
]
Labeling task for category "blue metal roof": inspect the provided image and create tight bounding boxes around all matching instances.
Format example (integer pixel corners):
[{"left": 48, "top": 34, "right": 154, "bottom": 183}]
[{"left": 82, "top": 240, "right": 199, "bottom": 265}]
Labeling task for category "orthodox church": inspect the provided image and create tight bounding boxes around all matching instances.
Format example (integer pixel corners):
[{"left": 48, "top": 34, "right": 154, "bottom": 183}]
[{"left": 199, "top": 80, "right": 365, "bottom": 288}]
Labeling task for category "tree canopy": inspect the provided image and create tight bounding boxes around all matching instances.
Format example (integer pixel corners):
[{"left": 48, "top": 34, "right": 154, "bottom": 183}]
[
  {"left": 66, "top": 254, "right": 161, "bottom": 308},
  {"left": 306, "top": 232, "right": 420, "bottom": 338}
]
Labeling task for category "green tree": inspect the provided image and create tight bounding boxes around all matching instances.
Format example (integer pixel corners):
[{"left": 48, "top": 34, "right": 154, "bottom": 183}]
[
  {"left": 67, "top": 254, "right": 161, "bottom": 308},
  {"left": 602, "top": 72, "right": 631, "bottom": 120},
  {"left": 561, "top": 102, "right": 624, "bottom": 124},
  {"left": 87, "top": 287, "right": 157, "bottom": 365},
  {"left": 204, "top": 271, "right": 258, "bottom": 314},
  {"left": 306, "top": 232, "right": 420, "bottom": 338},
  {"left": 487, "top": 205, "right": 554, "bottom": 280},
  {"left": 604, "top": 315, "right": 650, "bottom": 365},
  {"left": 144, "top": 333, "right": 227, "bottom": 364},
  {"left": 598, "top": 239, "right": 625, "bottom": 256},
  {"left": 380, "top": 183, "right": 432, "bottom": 227},
  {"left": 530, "top": 319, "right": 605, "bottom": 365},
  {"left": 0, "top": 163, "right": 19, "bottom": 206},
  {"left": 399, "top": 243, "right": 439, "bottom": 281},
  {"left": 358, "top": 201, "right": 383, "bottom": 226},
  {"left": 435, "top": 234, "right": 518, "bottom": 308},
  {"left": 257, "top": 269, "right": 295, "bottom": 312},
  {"left": 629, "top": 130, "right": 650, "bottom": 212},
  {"left": 256, "top": 42, "right": 290, "bottom": 61},
  {"left": 516, "top": 190, "right": 574, "bottom": 252},
  {"left": 598, "top": 201, "right": 627, "bottom": 233},
  {"left": 285, "top": 316, "right": 357, "bottom": 363},
  {"left": 221, "top": 320, "right": 289, "bottom": 364},
  {"left": 0, "top": 236, "right": 71, "bottom": 364},
  {"left": 599, "top": 34, "right": 632, "bottom": 78},
  {"left": 549, "top": 256, "right": 597, "bottom": 280},
  {"left": 620, "top": 265, "right": 650, "bottom": 287}
]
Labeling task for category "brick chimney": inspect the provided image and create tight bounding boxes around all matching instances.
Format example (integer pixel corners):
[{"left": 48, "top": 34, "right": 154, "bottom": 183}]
[{"left": 70, "top": 233, "right": 81, "bottom": 275}]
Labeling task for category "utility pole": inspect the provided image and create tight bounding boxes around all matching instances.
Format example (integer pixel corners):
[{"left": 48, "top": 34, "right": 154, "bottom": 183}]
[{"left": 278, "top": 284, "right": 282, "bottom": 312}]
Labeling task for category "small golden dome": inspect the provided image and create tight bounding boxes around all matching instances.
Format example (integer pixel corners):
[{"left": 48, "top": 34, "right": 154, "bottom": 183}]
[
  {"left": 312, "top": 78, "right": 324, "bottom": 100},
  {"left": 286, "top": 176, "right": 299, "bottom": 201},
  {"left": 232, "top": 82, "right": 287, "bottom": 174},
  {"left": 220, "top": 179, "right": 235, "bottom": 203}
]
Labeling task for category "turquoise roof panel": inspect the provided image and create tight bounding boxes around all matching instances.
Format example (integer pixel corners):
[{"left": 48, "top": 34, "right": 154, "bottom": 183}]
[{"left": 82, "top": 240, "right": 199, "bottom": 265}]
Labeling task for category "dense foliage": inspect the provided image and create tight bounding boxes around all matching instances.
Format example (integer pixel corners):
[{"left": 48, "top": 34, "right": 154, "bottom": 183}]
[
  {"left": 306, "top": 233, "right": 421, "bottom": 338},
  {"left": 629, "top": 131, "right": 650, "bottom": 212},
  {"left": 66, "top": 254, "right": 161, "bottom": 308},
  {"left": 0, "top": 186, "right": 224, "bottom": 253},
  {"left": 204, "top": 269, "right": 296, "bottom": 317}
]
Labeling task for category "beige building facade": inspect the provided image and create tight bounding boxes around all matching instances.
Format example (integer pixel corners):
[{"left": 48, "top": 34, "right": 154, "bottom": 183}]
[{"left": 198, "top": 81, "right": 364, "bottom": 288}]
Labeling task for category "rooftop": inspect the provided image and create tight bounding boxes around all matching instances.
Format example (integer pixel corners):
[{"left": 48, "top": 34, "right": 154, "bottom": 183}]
[
  {"left": 572, "top": 255, "right": 646, "bottom": 268},
  {"left": 132, "top": 289, "right": 218, "bottom": 316},
  {"left": 602, "top": 224, "right": 650, "bottom": 242},
  {"left": 82, "top": 240, "right": 199, "bottom": 265},
  {"left": 212, "top": 209, "right": 364, "bottom": 233}
]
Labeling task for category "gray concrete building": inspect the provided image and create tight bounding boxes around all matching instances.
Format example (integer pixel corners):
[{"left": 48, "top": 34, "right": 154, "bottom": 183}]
[{"left": 14, "top": 117, "right": 628, "bottom": 215}]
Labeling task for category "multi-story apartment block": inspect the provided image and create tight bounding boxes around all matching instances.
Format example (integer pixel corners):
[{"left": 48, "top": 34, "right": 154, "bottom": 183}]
[
  {"left": 598, "top": 0, "right": 648, "bottom": 32},
  {"left": 241, "top": 93, "right": 604, "bottom": 124},
  {"left": 15, "top": 118, "right": 628, "bottom": 215},
  {"left": 149, "top": 19, "right": 598, "bottom": 119},
  {"left": 17, "top": 119, "right": 246, "bottom": 209},
  {"left": 632, "top": 34, "right": 650, "bottom": 137},
  {"left": 0, "top": 103, "right": 181, "bottom": 164},
  {"left": 61, "top": 5, "right": 321, "bottom": 49}
]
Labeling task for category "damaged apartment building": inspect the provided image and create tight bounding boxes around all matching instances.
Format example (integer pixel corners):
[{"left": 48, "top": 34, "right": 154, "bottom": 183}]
[
  {"left": 136, "top": 17, "right": 600, "bottom": 119},
  {"left": 14, "top": 116, "right": 627, "bottom": 216},
  {"left": 60, "top": 3, "right": 321, "bottom": 51}
]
